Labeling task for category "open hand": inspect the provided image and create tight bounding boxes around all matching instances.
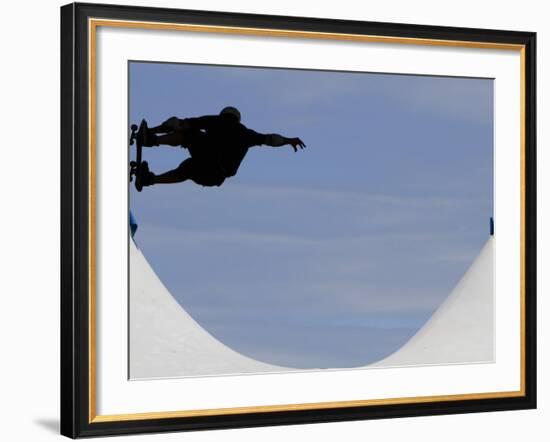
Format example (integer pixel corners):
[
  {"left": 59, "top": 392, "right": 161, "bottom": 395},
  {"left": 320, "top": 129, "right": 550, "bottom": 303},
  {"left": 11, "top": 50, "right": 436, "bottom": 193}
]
[{"left": 289, "top": 137, "right": 306, "bottom": 152}]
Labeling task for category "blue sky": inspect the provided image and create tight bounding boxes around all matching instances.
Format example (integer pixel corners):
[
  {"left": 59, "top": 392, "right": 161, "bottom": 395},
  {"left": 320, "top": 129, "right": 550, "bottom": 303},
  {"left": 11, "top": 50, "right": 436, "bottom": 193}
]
[{"left": 129, "top": 61, "right": 493, "bottom": 369}]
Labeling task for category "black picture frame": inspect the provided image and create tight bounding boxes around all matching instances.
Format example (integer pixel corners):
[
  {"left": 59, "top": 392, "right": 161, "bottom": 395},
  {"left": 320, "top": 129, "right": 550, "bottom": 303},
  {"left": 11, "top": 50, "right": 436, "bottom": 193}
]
[{"left": 60, "top": 2, "right": 536, "bottom": 438}]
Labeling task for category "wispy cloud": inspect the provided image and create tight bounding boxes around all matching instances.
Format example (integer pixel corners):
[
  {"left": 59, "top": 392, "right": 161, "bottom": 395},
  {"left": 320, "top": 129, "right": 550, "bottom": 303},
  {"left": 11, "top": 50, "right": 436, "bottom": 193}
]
[
  {"left": 135, "top": 181, "right": 486, "bottom": 219},
  {"left": 212, "top": 64, "right": 492, "bottom": 125},
  {"left": 140, "top": 221, "right": 461, "bottom": 249}
]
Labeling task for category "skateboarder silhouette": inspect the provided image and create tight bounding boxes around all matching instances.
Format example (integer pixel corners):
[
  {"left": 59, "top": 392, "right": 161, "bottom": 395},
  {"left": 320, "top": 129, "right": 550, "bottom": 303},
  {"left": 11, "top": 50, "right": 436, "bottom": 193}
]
[{"left": 134, "top": 106, "right": 306, "bottom": 189}]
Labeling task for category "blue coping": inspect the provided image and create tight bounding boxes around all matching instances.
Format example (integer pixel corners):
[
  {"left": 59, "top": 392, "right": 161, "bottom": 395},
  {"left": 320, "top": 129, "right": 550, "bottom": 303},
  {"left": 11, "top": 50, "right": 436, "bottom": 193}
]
[{"left": 130, "top": 211, "right": 138, "bottom": 238}]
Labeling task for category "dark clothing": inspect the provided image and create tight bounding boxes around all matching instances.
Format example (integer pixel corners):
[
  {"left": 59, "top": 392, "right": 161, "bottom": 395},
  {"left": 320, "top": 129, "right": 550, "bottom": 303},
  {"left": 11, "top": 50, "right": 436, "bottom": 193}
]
[
  {"left": 181, "top": 114, "right": 268, "bottom": 179},
  {"left": 177, "top": 157, "right": 226, "bottom": 187}
]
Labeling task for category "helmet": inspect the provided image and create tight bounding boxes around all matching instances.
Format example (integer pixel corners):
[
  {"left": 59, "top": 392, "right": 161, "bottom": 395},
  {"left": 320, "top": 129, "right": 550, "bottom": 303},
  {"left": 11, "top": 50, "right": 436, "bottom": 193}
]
[{"left": 220, "top": 106, "right": 241, "bottom": 122}]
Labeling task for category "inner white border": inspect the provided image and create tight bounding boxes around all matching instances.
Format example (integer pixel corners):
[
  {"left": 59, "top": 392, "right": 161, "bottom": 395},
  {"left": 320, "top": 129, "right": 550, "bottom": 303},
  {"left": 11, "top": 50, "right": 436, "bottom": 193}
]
[{"left": 94, "top": 23, "right": 521, "bottom": 415}]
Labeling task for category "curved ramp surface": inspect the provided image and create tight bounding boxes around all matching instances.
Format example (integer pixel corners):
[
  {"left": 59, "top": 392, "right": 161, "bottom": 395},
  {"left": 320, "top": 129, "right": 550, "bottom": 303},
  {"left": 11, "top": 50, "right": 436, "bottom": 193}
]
[
  {"left": 130, "top": 237, "right": 494, "bottom": 378},
  {"left": 372, "top": 238, "right": 494, "bottom": 367},
  {"left": 129, "top": 240, "right": 290, "bottom": 379}
]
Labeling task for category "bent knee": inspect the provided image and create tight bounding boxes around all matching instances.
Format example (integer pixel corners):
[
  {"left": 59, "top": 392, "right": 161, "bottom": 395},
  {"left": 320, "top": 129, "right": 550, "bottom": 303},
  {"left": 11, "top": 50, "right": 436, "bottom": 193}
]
[
  {"left": 175, "top": 159, "right": 193, "bottom": 176},
  {"left": 192, "top": 172, "right": 225, "bottom": 187},
  {"left": 161, "top": 116, "right": 180, "bottom": 131}
]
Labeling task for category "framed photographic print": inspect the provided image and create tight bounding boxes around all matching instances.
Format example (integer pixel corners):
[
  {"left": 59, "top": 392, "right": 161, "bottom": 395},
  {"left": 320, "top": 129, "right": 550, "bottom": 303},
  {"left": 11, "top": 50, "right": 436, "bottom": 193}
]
[{"left": 60, "top": 2, "right": 537, "bottom": 438}]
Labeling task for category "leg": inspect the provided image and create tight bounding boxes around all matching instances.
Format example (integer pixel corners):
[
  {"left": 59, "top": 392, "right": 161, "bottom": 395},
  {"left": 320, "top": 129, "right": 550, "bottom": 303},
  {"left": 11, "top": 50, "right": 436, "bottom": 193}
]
[
  {"left": 142, "top": 129, "right": 185, "bottom": 147},
  {"left": 156, "top": 126, "right": 208, "bottom": 148},
  {"left": 156, "top": 131, "right": 185, "bottom": 146},
  {"left": 149, "top": 116, "right": 182, "bottom": 134},
  {"left": 150, "top": 158, "right": 194, "bottom": 185},
  {"left": 144, "top": 116, "right": 186, "bottom": 147},
  {"left": 140, "top": 158, "right": 226, "bottom": 188}
]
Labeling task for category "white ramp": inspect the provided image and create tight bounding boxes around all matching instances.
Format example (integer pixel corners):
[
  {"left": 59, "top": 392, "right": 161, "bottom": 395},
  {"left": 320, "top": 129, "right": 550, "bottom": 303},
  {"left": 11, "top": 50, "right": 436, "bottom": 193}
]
[
  {"left": 130, "top": 237, "right": 494, "bottom": 378},
  {"left": 129, "top": 239, "right": 290, "bottom": 379},
  {"left": 372, "top": 238, "right": 494, "bottom": 367}
]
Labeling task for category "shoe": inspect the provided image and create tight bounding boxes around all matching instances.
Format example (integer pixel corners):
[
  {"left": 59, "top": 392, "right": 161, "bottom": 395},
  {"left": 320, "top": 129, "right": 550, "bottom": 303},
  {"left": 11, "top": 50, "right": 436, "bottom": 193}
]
[
  {"left": 142, "top": 129, "right": 159, "bottom": 147},
  {"left": 135, "top": 161, "right": 155, "bottom": 191}
]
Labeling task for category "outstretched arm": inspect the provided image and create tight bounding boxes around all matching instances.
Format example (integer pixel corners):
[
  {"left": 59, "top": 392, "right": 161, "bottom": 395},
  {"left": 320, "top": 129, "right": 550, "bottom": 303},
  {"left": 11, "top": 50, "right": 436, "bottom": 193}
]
[{"left": 261, "top": 133, "right": 307, "bottom": 152}]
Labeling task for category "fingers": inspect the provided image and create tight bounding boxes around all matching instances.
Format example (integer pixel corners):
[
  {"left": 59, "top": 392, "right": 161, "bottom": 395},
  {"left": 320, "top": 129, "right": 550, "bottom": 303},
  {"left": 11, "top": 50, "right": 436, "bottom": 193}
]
[
  {"left": 294, "top": 138, "right": 306, "bottom": 148},
  {"left": 290, "top": 137, "right": 306, "bottom": 152}
]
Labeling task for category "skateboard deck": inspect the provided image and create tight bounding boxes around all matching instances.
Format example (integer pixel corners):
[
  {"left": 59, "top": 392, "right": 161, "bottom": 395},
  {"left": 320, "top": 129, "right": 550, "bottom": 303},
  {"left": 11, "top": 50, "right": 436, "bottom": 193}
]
[{"left": 129, "top": 119, "right": 148, "bottom": 192}]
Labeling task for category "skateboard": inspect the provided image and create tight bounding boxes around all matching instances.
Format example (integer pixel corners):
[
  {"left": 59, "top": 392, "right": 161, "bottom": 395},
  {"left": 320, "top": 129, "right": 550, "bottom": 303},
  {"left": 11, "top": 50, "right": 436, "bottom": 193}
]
[{"left": 129, "top": 119, "right": 148, "bottom": 192}]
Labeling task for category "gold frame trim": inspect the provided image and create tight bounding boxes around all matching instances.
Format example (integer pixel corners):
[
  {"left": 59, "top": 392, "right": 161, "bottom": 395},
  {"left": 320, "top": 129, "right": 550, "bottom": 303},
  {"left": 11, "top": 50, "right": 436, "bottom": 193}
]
[{"left": 87, "top": 18, "right": 527, "bottom": 423}]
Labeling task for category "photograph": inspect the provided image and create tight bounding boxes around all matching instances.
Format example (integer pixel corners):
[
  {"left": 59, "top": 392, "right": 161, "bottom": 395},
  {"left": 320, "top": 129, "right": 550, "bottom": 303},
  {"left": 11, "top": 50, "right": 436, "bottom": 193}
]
[
  {"left": 128, "top": 61, "right": 495, "bottom": 379},
  {"left": 59, "top": 2, "right": 537, "bottom": 437},
  {"left": 2, "top": 0, "right": 546, "bottom": 440}
]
